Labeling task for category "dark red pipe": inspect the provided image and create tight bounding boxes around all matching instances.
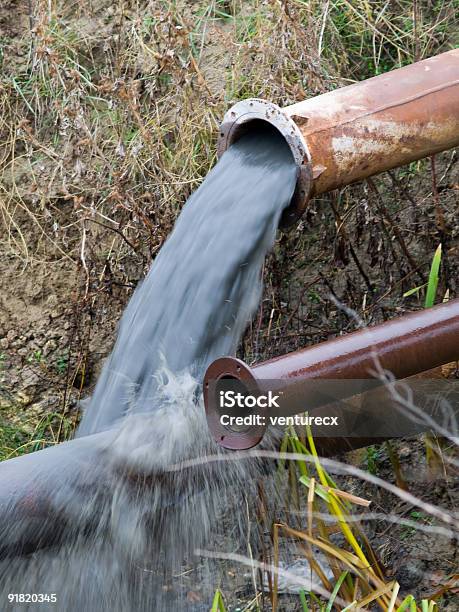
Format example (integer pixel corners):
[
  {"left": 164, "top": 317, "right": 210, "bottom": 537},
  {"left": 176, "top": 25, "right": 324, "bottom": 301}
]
[{"left": 204, "top": 299, "right": 459, "bottom": 450}]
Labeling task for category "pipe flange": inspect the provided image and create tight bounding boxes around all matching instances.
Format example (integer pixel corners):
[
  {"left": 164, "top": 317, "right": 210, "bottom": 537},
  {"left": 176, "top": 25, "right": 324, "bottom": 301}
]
[
  {"left": 217, "top": 99, "right": 312, "bottom": 227},
  {"left": 203, "top": 356, "right": 266, "bottom": 450}
]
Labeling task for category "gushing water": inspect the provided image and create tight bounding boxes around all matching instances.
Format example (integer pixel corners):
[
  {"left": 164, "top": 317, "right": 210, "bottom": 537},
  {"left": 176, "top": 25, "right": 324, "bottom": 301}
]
[
  {"left": 78, "top": 126, "right": 296, "bottom": 436},
  {"left": 0, "top": 126, "right": 297, "bottom": 610}
]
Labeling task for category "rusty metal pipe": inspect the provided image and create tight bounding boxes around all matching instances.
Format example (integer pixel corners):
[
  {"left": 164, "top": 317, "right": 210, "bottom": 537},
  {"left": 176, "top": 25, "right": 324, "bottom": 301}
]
[
  {"left": 203, "top": 299, "right": 459, "bottom": 450},
  {"left": 218, "top": 49, "right": 459, "bottom": 225}
]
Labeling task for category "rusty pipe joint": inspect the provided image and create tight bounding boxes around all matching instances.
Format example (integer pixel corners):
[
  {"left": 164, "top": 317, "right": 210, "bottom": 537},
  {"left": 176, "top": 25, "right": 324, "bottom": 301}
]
[{"left": 218, "top": 50, "right": 459, "bottom": 226}]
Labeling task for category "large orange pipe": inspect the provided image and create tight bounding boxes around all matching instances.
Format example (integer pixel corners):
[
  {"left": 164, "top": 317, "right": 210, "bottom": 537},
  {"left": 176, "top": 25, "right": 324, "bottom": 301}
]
[{"left": 218, "top": 49, "right": 459, "bottom": 225}]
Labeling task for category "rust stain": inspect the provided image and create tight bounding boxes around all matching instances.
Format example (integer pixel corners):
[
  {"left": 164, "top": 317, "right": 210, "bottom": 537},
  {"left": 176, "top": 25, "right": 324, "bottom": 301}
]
[
  {"left": 286, "top": 49, "right": 459, "bottom": 195},
  {"left": 218, "top": 49, "right": 459, "bottom": 219}
]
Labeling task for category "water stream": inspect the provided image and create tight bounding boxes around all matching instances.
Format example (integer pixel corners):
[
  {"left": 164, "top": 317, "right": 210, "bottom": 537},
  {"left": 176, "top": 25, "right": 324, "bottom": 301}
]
[{"left": 0, "top": 125, "right": 297, "bottom": 610}]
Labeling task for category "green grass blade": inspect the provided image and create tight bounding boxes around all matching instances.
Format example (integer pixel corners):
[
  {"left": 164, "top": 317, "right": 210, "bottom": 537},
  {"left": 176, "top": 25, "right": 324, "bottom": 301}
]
[
  {"left": 11, "top": 77, "right": 36, "bottom": 116},
  {"left": 403, "top": 283, "right": 426, "bottom": 298},
  {"left": 309, "top": 591, "right": 323, "bottom": 608},
  {"left": 211, "top": 589, "right": 226, "bottom": 612},
  {"left": 396, "top": 594, "right": 415, "bottom": 611},
  {"left": 424, "top": 244, "right": 442, "bottom": 308},
  {"left": 299, "top": 589, "right": 310, "bottom": 611},
  {"left": 325, "top": 570, "right": 348, "bottom": 612}
]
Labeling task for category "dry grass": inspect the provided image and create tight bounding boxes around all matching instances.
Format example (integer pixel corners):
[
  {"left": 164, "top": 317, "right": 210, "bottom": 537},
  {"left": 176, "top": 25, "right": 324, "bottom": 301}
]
[
  {"left": 1, "top": 0, "right": 455, "bottom": 275},
  {"left": 197, "top": 421, "right": 458, "bottom": 610}
]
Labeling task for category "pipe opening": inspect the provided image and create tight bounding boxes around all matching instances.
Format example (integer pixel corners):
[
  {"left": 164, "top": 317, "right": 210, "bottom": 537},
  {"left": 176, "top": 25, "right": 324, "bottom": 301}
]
[
  {"left": 223, "top": 118, "right": 277, "bottom": 148},
  {"left": 217, "top": 99, "right": 312, "bottom": 227}
]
